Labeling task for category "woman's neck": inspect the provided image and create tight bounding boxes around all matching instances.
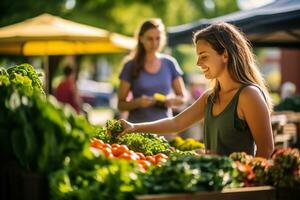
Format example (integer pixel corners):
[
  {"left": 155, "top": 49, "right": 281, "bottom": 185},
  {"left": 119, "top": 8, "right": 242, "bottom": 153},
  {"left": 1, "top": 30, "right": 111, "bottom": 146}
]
[
  {"left": 145, "top": 52, "right": 158, "bottom": 62},
  {"left": 217, "top": 71, "right": 240, "bottom": 93}
]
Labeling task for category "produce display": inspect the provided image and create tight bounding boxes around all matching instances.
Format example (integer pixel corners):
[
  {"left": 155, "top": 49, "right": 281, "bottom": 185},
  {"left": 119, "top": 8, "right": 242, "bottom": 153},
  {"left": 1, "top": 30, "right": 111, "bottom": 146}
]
[
  {"left": 269, "top": 148, "right": 300, "bottom": 187},
  {"left": 230, "top": 152, "right": 270, "bottom": 187},
  {"left": 50, "top": 152, "right": 142, "bottom": 200},
  {"left": 230, "top": 149, "right": 300, "bottom": 188},
  {"left": 139, "top": 154, "right": 236, "bottom": 194},
  {"left": 90, "top": 138, "right": 168, "bottom": 171},
  {"left": 1, "top": 64, "right": 300, "bottom": 200},
  {"left": 0, "top": 64, "right": 97, "bottom": 174},
  {"left": 97, "top": 120, "right": 170, "bottom": 156}
]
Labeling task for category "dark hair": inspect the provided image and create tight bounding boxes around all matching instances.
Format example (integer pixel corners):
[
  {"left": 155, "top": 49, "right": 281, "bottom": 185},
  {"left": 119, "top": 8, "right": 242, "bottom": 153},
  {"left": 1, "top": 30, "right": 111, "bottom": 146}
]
[
  {"left": 63, "top": 65, "right": 74, "bottom": 76},
  {"left": 193, "top": 22, "right": 272, "bottom": 112},
  {"left": 131, "top": 18, "right": 165, "bottom": 78}
]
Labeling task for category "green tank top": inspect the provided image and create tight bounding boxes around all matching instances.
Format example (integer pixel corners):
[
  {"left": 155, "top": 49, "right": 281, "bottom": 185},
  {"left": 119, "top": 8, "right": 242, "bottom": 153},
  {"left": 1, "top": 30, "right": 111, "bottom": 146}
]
[{"left": 203, "top": 85, "right": 255, "bottom": 156}]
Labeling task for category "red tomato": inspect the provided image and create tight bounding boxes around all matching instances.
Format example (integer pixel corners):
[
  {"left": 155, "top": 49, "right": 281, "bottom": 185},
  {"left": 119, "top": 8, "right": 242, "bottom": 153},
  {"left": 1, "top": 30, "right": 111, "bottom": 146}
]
[
  {"left": 154, "top": 153, "right": 168, "bottom": 160},
  {"left": 145, "top": 156, "right": 156, "bottom": 165},
  {"left": 90, "top": 139, "right": 105, "bottom": 149},
  {"left": 118, "top": 145, "right": 130, "bottom": 153},
  {"left": 138, "top": 160, "right": 151, "bottom": 170},
  {"left": 111, "top": 143, "right": 120, "bottom": 148},
  {"left": 119, "top": 152, "right": 132, "bottom": 160},
  {"left": 105, "top": 152, "right": 114, "bottom": 159},
  {"left": 103, "top": 143, "right": 112, "bottom": 149},
  {"left": 111, "top": 147, "right": 121, "bottom": 157},
  {"left": 102, "top": 147, "right": 113, "bottom": 158},
  {"left": 128, "top": 150, "right": 138, "bottom": 159},
  {"left": 136, "top": 152, "right": 146, "bottom": 160}
]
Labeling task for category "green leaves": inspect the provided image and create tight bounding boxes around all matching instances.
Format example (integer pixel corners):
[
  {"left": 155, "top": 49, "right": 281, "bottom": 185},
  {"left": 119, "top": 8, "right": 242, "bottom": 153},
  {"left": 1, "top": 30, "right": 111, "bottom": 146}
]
[
  {"left": 0, "top": 63, "right": 98, "bottom": 174},
  {"left": 117, "top": 133, "right": 170, "bottom": 156},
  {"left": 106, "top": 119, "right": 123, "bottom": 142},
  {"left": 7, "top": 63, "right": 44, "bottom": 96},
  {"left": 49, "top": 152, "right": 142, "bottom": 200},
  {"left": 140, "top": 155, "right": 235, "bottom": 194}
]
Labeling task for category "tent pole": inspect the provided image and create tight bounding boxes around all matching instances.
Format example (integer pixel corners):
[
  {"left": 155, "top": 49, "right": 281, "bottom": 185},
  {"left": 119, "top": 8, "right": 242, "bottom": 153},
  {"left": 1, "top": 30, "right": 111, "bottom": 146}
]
[{"left": 43, "top": 55, "right": 49, "bottom": 94}]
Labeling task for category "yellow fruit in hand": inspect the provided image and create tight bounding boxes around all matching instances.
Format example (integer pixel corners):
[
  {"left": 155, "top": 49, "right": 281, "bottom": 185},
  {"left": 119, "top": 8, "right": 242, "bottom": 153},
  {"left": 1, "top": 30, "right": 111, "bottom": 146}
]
[{"left": 154, "top": 93, "right": 166, "bottom": 102}]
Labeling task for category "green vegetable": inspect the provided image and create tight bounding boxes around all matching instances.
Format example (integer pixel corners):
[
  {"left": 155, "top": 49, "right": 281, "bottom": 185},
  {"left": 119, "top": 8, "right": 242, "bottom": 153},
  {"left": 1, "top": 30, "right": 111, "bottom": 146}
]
[
  {"left": 118, "top": 133, "right": 170, "bottom": 156},
  {"left": 106, "top": 119, "right": 123, "bottom": 142},
  {"left": 95, "top": 120, "right": 171, "bottom": 156},
  {"left": 0, "top": 63, "right": 98, "bottom": 174},
  {"left": 139, "top": 154, "right": 235, "bottom": 194},
  {"left": 49, "top": 151, "right": 142, "bottom": 200}
]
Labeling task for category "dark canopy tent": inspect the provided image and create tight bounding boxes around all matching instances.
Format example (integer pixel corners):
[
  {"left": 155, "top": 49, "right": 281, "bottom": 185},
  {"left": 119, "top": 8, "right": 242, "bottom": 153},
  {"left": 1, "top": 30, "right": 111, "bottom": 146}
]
[{"left": 167, "top": 0, "right": 300, "bottom": 48}]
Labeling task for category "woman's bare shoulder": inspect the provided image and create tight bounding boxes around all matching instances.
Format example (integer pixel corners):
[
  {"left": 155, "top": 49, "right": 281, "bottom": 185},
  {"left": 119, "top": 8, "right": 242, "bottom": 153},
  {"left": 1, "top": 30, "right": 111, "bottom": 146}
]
[{"left": 239, "top": 85, "right": 265, "bottom": 105}]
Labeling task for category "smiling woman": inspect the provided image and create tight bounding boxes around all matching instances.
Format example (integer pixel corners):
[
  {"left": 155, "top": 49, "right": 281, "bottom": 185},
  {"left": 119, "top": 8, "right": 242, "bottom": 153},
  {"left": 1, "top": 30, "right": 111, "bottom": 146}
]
[{"left": 196, "top": 39, "right": 226, "bottom": 80}]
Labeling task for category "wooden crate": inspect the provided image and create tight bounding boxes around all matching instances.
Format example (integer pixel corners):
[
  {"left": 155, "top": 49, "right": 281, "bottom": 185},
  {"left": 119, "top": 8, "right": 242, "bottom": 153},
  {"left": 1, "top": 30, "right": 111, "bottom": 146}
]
[
  {"left": 276, "top": 188, "right": 300, "bottom": 200},
  {"left": 135, "top": 186, "right": 276, "bottom": 200}
]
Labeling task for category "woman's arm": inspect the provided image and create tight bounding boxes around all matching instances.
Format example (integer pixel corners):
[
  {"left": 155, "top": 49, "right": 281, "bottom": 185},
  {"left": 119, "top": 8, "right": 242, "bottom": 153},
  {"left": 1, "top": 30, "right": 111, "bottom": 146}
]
[
  {"left": 239, "top": 86, "right": 274, "bottom": 158},
  {"left": 165, "top": 77, "right": 188, "bottom": 107},
  {"left": 70, "top": 79, "right": 82, "bottom": 107},
  {"left": 120, "top": 90, "right": 209, "bottom": 135},
  {"left": 117, "top": 80, "right": 155, "bottom": 111}
]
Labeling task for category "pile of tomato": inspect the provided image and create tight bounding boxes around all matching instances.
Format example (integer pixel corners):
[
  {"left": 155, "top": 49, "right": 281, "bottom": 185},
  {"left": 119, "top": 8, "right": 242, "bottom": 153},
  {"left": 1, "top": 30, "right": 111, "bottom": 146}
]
[{"left": 90, "top": 138, "right": 168, "bottom": 171}]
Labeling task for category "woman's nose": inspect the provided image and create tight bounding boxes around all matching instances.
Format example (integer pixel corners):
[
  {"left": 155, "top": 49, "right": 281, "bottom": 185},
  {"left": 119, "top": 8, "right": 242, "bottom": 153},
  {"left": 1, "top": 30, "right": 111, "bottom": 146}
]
[{"left": 197, "top": 58, "right": 202, "bottom": 66}]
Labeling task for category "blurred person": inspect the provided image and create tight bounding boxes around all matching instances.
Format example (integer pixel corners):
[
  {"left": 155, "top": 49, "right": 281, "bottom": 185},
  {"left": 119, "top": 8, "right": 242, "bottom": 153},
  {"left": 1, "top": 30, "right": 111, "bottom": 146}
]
[
  {"left": 119, "top": 22, "right": 274, "bottom": 158},
  {"left": 54, "top": 65, "right": 82, "bottom": 114},
  {"left": 117, "top": 18, "right": 188, "bottom": 124},
  {"left": 189, "top": 74, "right": 208, "bottom": 101},
  {"left": 281, "top": 81, "right": 296, "bottom": 100}
]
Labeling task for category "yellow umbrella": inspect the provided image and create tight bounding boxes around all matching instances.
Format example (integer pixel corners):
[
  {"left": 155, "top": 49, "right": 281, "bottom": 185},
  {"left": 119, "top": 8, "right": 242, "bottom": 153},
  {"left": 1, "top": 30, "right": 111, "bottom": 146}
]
[
  {"left": 0, "top": 13, "right": 135, "bottom": 55},
  {"left": 0, "top": 13, "right": 136, "bottom": 93}
]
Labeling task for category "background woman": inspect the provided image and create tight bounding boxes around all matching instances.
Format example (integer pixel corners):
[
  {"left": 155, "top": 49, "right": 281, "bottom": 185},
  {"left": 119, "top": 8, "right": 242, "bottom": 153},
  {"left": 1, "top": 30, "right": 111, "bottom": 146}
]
[{"left": 118, "top": 18, "right": 187, "bottom": 123}]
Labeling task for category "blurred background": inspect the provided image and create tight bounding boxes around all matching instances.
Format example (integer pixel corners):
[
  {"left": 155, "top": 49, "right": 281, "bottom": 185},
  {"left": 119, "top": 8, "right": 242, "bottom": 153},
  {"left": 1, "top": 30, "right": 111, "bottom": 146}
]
[{"left": 0, "top": 0, "right": 299, "bottom": 132}]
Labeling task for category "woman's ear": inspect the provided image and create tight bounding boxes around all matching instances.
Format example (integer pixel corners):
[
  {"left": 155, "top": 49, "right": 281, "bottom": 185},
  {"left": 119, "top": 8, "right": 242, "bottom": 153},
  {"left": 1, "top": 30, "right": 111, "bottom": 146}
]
[{"left": 222, "top": 49, "right": 229, "bottom": 63}]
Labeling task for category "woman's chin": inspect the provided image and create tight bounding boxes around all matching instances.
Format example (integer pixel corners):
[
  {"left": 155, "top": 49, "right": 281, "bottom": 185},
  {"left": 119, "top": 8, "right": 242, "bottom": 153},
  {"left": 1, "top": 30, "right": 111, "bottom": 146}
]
[{"left": 203, "top": 73, "right": 211, "bottom": 79}]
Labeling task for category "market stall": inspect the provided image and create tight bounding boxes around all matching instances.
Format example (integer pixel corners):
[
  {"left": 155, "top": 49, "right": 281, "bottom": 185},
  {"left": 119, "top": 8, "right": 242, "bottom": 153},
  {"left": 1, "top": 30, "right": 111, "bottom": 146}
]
[
  {"left": 1, "top": 64, "right": 299, "bottom": 200},
  {"left": 0, "top": 13, "right": 136, "bottom": 93}
]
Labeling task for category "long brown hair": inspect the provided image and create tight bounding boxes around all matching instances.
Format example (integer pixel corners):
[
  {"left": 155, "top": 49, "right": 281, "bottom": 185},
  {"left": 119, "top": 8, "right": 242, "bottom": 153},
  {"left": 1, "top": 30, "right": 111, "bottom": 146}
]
[
  {"left": 193, "top": 22, "right": 273, "bottom": 112},
  {"left": 130, "top": 18, "right": 166, "bottom": 79}
]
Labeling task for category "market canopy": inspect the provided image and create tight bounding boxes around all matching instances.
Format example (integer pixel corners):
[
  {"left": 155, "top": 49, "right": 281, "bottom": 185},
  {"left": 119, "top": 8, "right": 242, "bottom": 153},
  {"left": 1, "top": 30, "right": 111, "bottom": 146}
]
[
  {"left": 0, "top": 13, "right": 136, "bottom": 56},
  {"left": 167, "top": 0, "right": 300, "bottom": 48}
]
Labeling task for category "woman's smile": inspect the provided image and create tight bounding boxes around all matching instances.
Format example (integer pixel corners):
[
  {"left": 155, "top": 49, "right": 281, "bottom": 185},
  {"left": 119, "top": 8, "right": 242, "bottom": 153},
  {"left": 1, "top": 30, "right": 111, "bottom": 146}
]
[{"left": 201, "top": 67, "right": 209, "bottom": 74}]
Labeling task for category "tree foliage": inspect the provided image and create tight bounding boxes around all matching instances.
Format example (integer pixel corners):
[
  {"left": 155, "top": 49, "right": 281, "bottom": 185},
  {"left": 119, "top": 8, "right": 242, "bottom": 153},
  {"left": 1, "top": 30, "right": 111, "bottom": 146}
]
[
  {"left": 1, "top": 0, "right": 239, "bottom": 36},
  {"left": 0, "top": 0, "right": 239, "bottom": 84}
]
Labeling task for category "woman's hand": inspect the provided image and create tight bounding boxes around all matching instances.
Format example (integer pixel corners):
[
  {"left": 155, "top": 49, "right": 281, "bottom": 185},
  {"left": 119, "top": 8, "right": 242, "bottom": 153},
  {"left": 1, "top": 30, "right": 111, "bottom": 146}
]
[
  {"left": 137, "top": 95, "right": 155, "bottom": 108},
  {"left": 118, "top": 119, "right": 136, "bottom": 137}
]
